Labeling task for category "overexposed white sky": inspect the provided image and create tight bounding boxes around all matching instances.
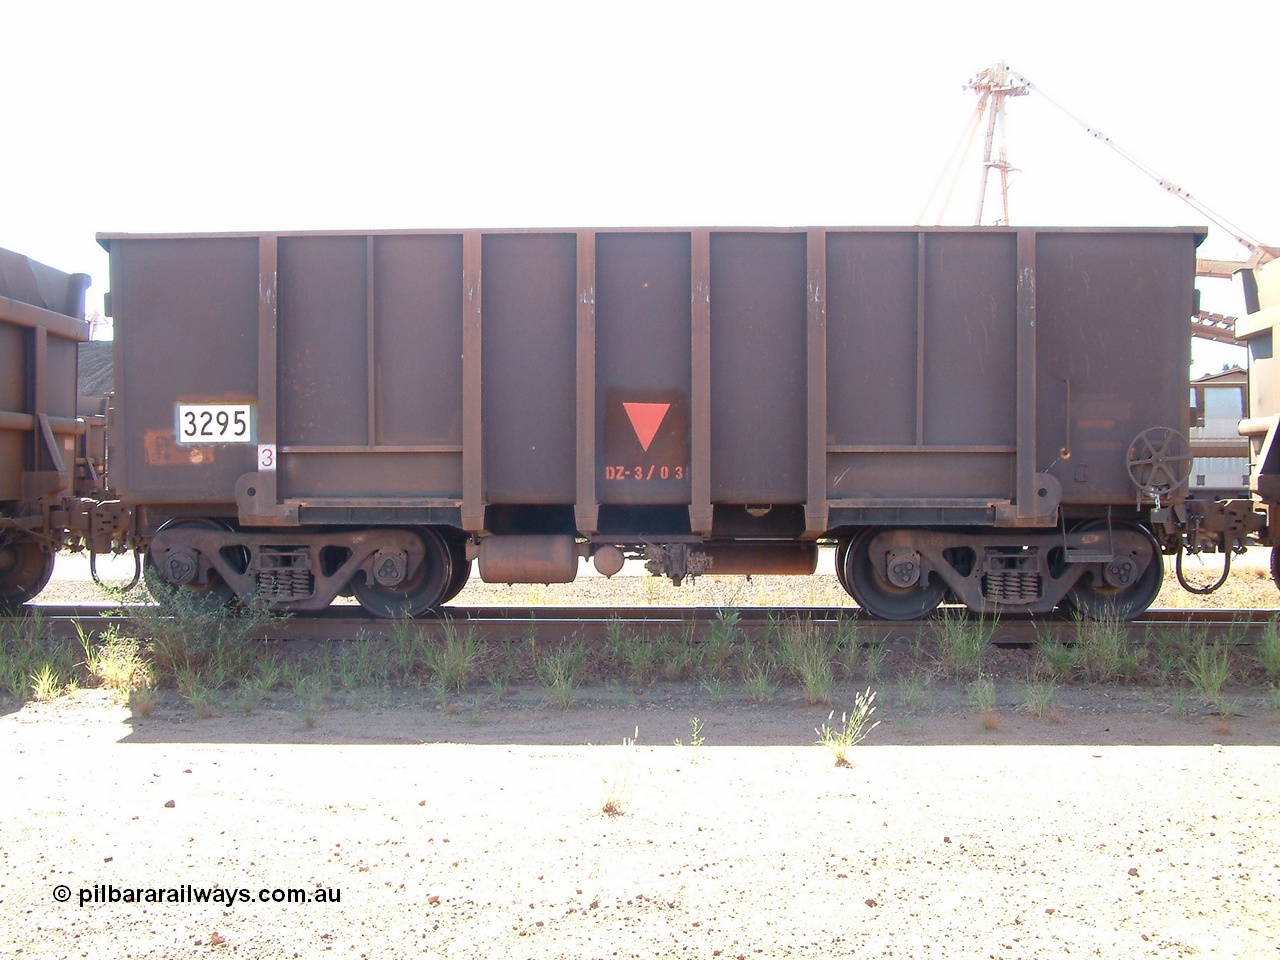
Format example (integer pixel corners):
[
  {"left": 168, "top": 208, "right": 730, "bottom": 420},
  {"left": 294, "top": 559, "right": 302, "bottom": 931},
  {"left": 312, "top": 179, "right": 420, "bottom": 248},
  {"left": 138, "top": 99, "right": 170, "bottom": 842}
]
[{"left": 5, "top": 1, "right": 1275, "bottom": 373}]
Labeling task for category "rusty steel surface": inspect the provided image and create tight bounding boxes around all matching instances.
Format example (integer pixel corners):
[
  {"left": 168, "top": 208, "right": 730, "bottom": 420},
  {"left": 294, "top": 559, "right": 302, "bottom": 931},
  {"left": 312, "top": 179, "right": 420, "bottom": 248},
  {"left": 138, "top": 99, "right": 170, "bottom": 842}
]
[
  {"left": 0, "top": 248, "right": 94, "bottom": 607},
  {"left": 0, "top": 247, "right": 91, "bottom": 320},
  {"left": 99, "top": 225, "right": 1201, "bottom": 541},
  {"left": 0, "top": 248, "right": 90, "bottom": 509}
]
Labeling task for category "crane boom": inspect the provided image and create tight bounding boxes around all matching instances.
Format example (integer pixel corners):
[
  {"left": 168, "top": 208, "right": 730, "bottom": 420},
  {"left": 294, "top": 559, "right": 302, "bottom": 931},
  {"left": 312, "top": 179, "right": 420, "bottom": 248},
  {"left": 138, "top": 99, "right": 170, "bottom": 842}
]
[{"left": 1007, "top": 67, "right": 1274, "bottom": 271}]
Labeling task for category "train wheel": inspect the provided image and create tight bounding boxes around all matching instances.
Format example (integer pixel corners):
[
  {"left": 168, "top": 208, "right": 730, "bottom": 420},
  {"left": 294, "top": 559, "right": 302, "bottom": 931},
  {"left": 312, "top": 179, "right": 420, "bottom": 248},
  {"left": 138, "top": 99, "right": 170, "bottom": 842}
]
[
  {"left": 834, "top": 540, "right": 852, "bottom": 596},
  {"left": 145, "top": 518, "right": 239, "bottom": 610},
  {"left": 439, "top": 537, "right": 472, "bottom": 605},
  {"left": 1063, "top": 520, "right": 1163, "bottom": 621},
  {"left": 843, "top": 528, "right": 946, "bottom": 621},
  {"left": 0, "top": 532, "right": 55, "bottom": 611},
  {"left": 352, "top": 528, "right": 452, "bottom": 619}
]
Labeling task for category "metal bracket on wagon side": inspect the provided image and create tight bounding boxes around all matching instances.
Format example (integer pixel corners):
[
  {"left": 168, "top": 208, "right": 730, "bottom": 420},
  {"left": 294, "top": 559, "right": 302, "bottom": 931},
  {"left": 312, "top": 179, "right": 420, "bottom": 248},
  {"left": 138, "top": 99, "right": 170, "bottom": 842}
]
[
  {"left": 995, "top": 473, "right": 1062, "bottom": 528},
  {"left": 234, "top": 471, "right": 299, "bottom": 525}
]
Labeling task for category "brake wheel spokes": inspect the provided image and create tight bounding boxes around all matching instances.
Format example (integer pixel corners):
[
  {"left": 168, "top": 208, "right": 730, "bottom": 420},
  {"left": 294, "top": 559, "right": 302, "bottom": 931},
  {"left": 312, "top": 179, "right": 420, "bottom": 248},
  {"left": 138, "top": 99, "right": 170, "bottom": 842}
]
[{"left": 1127, "top": 427, "right": 1191, "bottom": 497}]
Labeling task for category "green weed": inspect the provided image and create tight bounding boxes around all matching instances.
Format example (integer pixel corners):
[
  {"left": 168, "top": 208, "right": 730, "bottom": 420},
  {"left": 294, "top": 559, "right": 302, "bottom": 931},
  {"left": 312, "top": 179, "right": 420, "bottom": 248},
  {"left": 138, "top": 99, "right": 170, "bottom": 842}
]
[
  {"left": 537, "top": 641, "right": 585, "bottom": 710},
  {"left": 674, "top": 715, "right": 705, "bottom": 748},
  {"left": 1257, "top": 618, "right": 1280, "bottom": 685},
  {"left": 232, "top": 676, "right": 269, "bottom": 713},
  {"left": 896, "top": 672, "right": 932, "bottom": 713},
  {"left": 1, "top": 613, "right": 74, "bottom": 702},
  {"left": 604, "top": 616, "right": 630, "bottom": 670},
  {"left": 252, "top": 659, "right": 283, "bottom": 692},
  {"left": 483, "top": 651, "right": 516, "bottom": 698},
  {"left": 177, "top": 668, "right": 217, "bottom": 718},
  {"left": 661, "top": 629, "right": 696, "bottom": 682},
  {"left": 335, "top": 635, "right": 390, "bottom": 691},
  {"left": 128, "top": 587, "right": 278, "bottom": 688},
  {"left": 30, "top": 662, "right": 65, "bottom": 702},
  {"left": 933, "top": 609, "right": 995, "bottom": 680},
  {"left": 1020, "top": 680, "right": 1060, "bottom": 721},
  {"left": 1182, "top": 641, "right": 1232, "bottom": 711},
  {"left": 832, "top": 619, "right": 862, "bottom": 678},
  {"left": 700, "top": 676, "right": 728, "bottom": 704},
  {"left": 863, "top": 642, "right": 887, "bottom": 683},
  {"left": 741, "top": 654, "right": 779, "bottom": 703},
  {"left": 388, "top": 614, "right": 430, "bottom": 681},
  {"left": 701, "top": 609, "right": 741, "bottom": 679},
  {"left": 296, "top": 673, "right": 329, "bottom": 727},
  {"left": 778, "top": 618, "right": 834, "bottom": 704},
  {"left": 75, "top": 621, "right": 101, "bottom": 681},
  {"left": 1035, "top": 633, "right": 1078, "bottom": 680},
  {"left": 91, "top": 624, "right": 151, "bottom": 694},
  {"left": 1074, "top": 614, "right": 1143, "bottom": 682},
  {"left": 623, "top": 631, "right": 658, "bottom": 685},
  {"left": 429, "top": 621, "right": 479, "bottom": 694},
  {"left": 1149, "top": 627, "right": 1191, "bottom": 687}
]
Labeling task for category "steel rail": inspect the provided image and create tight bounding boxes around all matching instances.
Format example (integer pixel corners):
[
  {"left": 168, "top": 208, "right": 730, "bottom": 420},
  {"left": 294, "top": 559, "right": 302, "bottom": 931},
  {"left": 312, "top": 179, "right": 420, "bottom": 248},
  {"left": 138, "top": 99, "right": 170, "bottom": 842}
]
[{"left": 9, "top": 604, "right": 1277, "bottom": 645}]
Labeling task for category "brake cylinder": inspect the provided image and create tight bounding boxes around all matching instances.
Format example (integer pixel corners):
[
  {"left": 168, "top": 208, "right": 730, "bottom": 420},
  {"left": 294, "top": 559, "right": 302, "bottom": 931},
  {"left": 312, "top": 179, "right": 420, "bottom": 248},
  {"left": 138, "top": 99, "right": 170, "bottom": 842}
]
[{"left": 476, "top": 535, "right": 579, "bottom": 583}]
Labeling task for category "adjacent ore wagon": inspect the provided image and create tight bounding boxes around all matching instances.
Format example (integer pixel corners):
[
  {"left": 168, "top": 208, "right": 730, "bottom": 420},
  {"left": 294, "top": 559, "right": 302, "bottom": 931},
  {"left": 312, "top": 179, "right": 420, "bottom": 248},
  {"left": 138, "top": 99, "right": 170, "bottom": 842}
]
[
  {"left": 98, "top": 226, "right": 1200, "bottom": 619},
  {"left": 0, "top": 247, "right": 101, "bottom": 607}
]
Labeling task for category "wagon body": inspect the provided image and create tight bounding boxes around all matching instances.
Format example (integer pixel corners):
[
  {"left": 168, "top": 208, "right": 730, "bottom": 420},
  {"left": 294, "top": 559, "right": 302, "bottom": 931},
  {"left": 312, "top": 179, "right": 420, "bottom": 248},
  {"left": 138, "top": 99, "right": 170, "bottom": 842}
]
[
  {"left": 99, "top": 225, "right": 1200, "bottom": 618},
  {"left": 101, "top": 226, "right": 1197, "bottom": 531},
  {"left": 0, "top": 247, "right": 91, "bottom": 606}
]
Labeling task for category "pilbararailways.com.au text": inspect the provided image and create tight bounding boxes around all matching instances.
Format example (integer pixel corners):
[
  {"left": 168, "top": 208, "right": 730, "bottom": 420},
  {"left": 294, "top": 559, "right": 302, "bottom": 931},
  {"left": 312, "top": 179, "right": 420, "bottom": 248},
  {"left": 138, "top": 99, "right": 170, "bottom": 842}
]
[{"left": 56, "top": 884, "right": 341, "bottom": 908}]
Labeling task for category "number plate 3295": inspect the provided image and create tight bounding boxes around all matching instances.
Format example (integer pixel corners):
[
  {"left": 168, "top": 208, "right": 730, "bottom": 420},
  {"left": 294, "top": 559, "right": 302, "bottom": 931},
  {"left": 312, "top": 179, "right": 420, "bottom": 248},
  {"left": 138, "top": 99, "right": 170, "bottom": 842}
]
[{"left": 176, "top": 404, "right": 254, "bottom": 444}]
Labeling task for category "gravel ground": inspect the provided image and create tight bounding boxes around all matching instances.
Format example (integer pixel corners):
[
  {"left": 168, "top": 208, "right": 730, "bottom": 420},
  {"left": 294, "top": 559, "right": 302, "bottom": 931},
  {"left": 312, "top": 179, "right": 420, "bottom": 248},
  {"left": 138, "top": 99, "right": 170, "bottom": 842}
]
[
  {"left": 2, "top": 693, "right": 1278, "bottom": 959},
  {"left": 4, "top": 559, "right": 1279, "bottom": 958}
]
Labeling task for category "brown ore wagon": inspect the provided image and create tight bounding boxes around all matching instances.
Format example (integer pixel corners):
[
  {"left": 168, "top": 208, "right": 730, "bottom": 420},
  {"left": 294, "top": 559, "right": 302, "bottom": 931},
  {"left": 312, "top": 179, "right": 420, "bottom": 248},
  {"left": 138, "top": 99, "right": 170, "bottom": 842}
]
[
  {"left": 97, "top": 226, "right": 1201, "bottom": 620},
  {"left": 0, "top": 248, "right": 96, "bottom": 608}
]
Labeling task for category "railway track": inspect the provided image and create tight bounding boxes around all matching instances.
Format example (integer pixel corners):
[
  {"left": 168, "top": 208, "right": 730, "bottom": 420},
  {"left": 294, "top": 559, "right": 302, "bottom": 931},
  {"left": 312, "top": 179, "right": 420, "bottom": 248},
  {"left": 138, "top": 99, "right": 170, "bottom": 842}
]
[{"left": 8, "top": 604, "right": 1279, "bottom": 645}]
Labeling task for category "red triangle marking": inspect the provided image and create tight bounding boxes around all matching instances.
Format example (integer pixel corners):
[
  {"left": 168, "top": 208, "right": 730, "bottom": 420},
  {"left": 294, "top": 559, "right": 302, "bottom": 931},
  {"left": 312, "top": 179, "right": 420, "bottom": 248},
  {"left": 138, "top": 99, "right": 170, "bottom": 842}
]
[{"left": 622, "top": 402, "right": 670, "bottom": 453}]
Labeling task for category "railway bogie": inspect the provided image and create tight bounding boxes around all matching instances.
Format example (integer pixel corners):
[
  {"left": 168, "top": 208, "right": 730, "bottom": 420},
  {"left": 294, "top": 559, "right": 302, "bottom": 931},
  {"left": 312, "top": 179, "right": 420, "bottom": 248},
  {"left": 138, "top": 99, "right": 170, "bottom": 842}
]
[
  {"left": 836, "top": 521, "right": 1164, "bottom": 621},
  {"left": 146, "top": 521, "right": 464, "bottom": 617}
]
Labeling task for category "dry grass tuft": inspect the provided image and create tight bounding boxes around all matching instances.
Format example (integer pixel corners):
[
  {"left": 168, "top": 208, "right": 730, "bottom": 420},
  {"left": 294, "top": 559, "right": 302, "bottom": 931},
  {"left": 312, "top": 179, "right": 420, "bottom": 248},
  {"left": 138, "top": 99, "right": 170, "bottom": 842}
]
[{"left": 601, "top": 728, "right": 638, "bottom": 817}]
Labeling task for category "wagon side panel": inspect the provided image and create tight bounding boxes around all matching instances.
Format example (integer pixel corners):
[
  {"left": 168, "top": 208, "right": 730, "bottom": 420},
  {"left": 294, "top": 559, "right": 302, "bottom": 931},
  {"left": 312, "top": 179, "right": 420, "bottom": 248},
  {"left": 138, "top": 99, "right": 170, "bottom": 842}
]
[
  {"left": 595, "top": 232, "right": 693, "bottom": 510},
  {"left": 709, "top": 231, "right": 808, "bottom": 504},
  {"left": 274, "top": 234, "right": 465, "bottom": 502},
  {"left": 1035, "top": 231, "right": 1195, "bottom": 507},
  {"left": 825, "top": 229, "right": 1019, "bottom": 514},
  {"left": 108, "top": 236, "right": 259, "bottom": 505},
  {"left": 480, "top": 233, "right": 578, "bottom": 506}
]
